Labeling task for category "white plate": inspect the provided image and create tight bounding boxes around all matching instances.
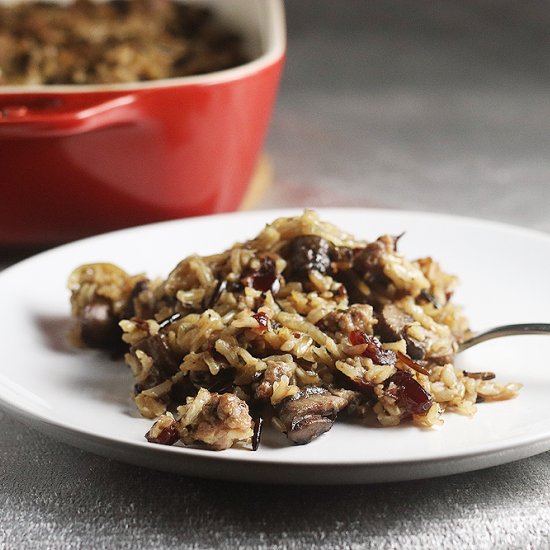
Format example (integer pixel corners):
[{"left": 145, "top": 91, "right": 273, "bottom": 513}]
[{"left": 1, "top": 208, "right": 550, "bottom": 484}]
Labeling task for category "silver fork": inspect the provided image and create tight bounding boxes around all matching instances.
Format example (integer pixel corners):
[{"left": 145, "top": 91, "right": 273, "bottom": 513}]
[{"left": 458, "top": 323, "right": 550, "bottom": 353}]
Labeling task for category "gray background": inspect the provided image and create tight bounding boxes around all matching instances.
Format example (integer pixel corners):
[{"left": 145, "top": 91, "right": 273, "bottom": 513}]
[
  {"left": 2, "top": 1, "right": 550, "bottom": 548},
  {"left": 261, "top": 0, "right": 550, "bottom": 234}
]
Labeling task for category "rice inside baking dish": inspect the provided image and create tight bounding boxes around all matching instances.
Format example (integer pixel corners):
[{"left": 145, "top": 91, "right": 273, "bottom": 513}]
[
  {"left": 68, "top": 211, "right": 520, "bottom": 450},
  {"left": 0, "top": 0, "right": 248, "bottom": 85}
]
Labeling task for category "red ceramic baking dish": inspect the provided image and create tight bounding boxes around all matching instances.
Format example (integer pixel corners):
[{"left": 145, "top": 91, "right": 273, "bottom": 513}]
[{"left": 0, "top": 0, "right": 285, "bottom": 246}]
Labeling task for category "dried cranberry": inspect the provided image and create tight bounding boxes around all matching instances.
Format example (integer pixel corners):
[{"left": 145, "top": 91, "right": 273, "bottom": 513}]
[
  {"left": 145, "top": 422, "right": 179, "bottom": 445},
  {"left": 386, "top": 370, "right": 433, "bottom": 416},
  {"left": 349, "top": 330, "right": 367, "bottom": 346},
  {"left": 242, "top": 256, "right": 280, "bottom": 294},
  {"left": 253, "top": 312, "right": 270, "bottom": 332},
  {"left": 349, "top": 330, "right": 396, "bottom": 365}
]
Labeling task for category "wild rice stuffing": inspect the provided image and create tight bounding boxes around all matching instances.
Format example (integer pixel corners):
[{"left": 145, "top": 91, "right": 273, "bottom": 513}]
[
  {"left": 68, "top": 211, "right": 521, "bottom": 450},
  {"left": 0, "top": 0, "right": 248, "bottom": 85}
]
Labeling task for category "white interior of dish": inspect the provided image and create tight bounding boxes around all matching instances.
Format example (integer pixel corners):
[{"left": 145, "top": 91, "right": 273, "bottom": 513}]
[{"left": 0, "top": 0, "right": 286, "bottom": 93}]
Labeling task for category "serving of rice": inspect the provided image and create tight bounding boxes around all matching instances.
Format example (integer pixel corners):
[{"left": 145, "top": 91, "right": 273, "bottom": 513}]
[{"left": 68, "top": 211, "right": 521, "bottom": 451}]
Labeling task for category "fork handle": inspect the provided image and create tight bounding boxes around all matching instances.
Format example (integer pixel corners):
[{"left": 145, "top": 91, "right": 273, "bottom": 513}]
[{"left": 458, "top": 323, "right": 550, "bottom": 352}]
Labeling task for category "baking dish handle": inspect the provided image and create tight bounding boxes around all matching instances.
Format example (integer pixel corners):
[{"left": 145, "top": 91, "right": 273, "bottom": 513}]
[{"left": 0, "top": 94, "right": 138, "bottom": 138}]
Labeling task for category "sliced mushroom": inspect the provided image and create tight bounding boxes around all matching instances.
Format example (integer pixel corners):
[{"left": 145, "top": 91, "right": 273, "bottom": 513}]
[
  {"left": 79, "top": 299, "right": 122, "bottom": 349},
  {"left": 284, "top": 235, "right": 333, "bottom": 279},
  {"left": 123, "top": 279, "right": 156, "bottom": 320},
  {"left": 377, "top": 304, "right": 412, "bottom": 341},
  {"left": 130, "top": 328, "right": 181, "bottom": 392},
  {"left": 403, "top": 336, "right": 426, "bottom": 361},
  {"left": 275, "top": 386, "right": 348, "bottom": 445},
  {"left": 353, "top": 238, "right": 391, "bottom": 285},
  {"left": 377, "top": 304, "right": 426, "bottom": 360}
]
